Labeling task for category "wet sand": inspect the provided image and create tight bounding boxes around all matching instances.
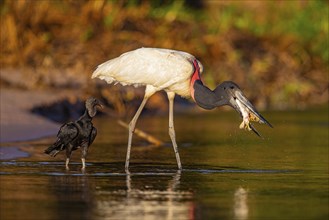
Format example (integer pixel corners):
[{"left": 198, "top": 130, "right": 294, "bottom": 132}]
[{"left": 0, "top": 88, "right": 77, "bottom": 143}]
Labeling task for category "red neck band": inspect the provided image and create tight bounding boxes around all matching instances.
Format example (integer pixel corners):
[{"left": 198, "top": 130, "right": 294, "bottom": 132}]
[{"left": 190, "top": 60, "right": 202, "bottom": 101}]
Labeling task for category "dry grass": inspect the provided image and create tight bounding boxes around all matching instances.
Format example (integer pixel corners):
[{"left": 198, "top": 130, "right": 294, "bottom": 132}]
[{"left": 1, "top": 0, "right": 328, "bottom": 110}]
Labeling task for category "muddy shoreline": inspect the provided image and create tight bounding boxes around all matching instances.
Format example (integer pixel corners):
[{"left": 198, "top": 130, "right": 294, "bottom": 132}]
[{"left": 0, "top": 88, "right": 83, "bottom": 143}]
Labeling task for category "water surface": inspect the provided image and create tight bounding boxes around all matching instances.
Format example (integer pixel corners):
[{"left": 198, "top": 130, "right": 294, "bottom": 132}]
[{"left": 1, "top": 108, "right": 328, "bottom": 220}]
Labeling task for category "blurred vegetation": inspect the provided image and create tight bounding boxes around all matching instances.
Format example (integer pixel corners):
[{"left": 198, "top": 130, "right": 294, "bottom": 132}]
[{"left": 0, "top": 0, "right": 328, "bottom": 112}]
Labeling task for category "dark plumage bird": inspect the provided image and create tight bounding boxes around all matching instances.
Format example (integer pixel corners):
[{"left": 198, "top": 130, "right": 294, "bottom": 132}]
[{"left": 44, "top": 97, "right": 102, "bottom": 169}]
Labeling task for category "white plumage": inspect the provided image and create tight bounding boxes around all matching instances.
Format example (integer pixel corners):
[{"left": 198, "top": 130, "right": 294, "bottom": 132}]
[
  {"left": 92, "top": 47, "right": 272, "bottom": 172},
  {"left": 92, "top": 47, "right": 203, "bottom": 98},
  {"left": 92, "top": 48, "right": 273, "bottom": 172},
  {"left": 92, "top": 47, "right": 205, "bottom": 172}
]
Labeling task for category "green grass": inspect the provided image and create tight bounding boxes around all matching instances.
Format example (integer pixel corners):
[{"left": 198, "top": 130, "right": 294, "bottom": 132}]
[{"left": 147, "top": 0, "right": 328, "bottom": 63}]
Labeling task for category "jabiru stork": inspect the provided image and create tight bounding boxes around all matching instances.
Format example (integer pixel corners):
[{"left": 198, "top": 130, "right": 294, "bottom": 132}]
[{"left": 92, "top": 47, "right": 272, "bottom": 172}]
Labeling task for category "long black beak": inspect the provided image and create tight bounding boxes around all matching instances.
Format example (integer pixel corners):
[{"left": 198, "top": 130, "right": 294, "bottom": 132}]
[
  {"left": 231, "top": 90, "right": 273, "bottom": 137},
  {"left": 235, "top": 91, "right": 272, "bottom": 127}
]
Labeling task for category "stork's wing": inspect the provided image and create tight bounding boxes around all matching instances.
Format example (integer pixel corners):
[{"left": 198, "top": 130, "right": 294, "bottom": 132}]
[
  {"left": 57, "top": 122, "right": 79, "bottom": 145},
  {"left": 92, "top": 47, "right": 198, "bottom": 88}
]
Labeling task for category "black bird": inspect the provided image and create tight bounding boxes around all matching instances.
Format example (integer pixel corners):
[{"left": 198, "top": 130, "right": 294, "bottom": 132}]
[{"left": 44, "top": 97, "right": 102, "bottom": 169}]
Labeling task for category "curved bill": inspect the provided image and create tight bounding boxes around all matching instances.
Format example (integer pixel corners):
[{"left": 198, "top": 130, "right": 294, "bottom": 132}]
[{"left": 95, "top": 99, "right": 104, "bottom": 109}]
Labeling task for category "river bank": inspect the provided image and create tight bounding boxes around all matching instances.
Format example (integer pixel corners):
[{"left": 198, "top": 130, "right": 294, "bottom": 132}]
[{"left": 0, "top": 88, "right": 80, "bottom": 143}]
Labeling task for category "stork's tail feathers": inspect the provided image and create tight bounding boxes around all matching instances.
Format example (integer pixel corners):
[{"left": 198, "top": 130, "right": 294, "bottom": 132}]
[
  {"left": 44, "top": 141, "right": 64, "bottom": 157},
  {"left": 91, "top": 59, "right": 117, "bottom": 84}
]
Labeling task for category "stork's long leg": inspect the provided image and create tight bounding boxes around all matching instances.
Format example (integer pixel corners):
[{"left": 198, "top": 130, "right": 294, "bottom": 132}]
[
  {"left": 167, "top": 91, "right": 182, "bottom": 170},
  {"left": 125, "top": 85, "right": 157, "bottom": 172}
]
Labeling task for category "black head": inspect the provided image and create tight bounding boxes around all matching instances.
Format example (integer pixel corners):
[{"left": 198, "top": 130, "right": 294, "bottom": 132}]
[
  {"left": 193, "top": 80, "right": 243, "bottom": 110},
  {"left": 86, "top": 97, "right": 102, "bottom": 117},
  {"left": 193, "top": 80, "right": 272, "bottom": 137},
  {"left": 214, "top": 81, "right": 241, "bottom": 107},
  {"left": 214, "top": 81, "right": 272, "bottom": 129}
]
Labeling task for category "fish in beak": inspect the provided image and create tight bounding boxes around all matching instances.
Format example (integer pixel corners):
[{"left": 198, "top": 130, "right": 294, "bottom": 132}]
[
  {"left": 213, "top": 81, "right": 272, "bottom": 137},
  {"left": 230, "top": 90, "right": 273, "bottom": 137}
]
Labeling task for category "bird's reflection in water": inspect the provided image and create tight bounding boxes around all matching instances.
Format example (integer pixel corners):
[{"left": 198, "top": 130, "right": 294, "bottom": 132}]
[
  {"left": 233, "top": 187, "right": 249, "bottom": 220},
  {"left": 50, "top": 173, "right": 94, "bottom": 220},
  {"left": 96, "top": 171, "right": 194, "bottom": 220}
]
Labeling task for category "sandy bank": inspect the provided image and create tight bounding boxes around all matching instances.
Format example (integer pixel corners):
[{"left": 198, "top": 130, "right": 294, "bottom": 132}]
[{"left": 0, "top": 88, "right": 78, "bottom": 143}]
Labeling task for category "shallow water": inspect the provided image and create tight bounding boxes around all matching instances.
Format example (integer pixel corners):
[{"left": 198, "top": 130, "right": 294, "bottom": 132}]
[{"left": 1, "top": 108, "right": 328, "bottom": 220}]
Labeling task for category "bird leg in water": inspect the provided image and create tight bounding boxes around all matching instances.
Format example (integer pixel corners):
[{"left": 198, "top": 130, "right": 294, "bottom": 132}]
[
  {"left": 65, "top": 147, "right": 72, "bottom": 170},
  {"left": 81, "top": 158, "right": 86, "bottom": 170},
  {"left": 125, "top": 86, "right": 158, "bottom": 172},
  {"left": 81, "top": 145, "right": 88, "bottom": 170},
  {"left": 126, "top": 97, "right": 149, "bottom": 172},
  {"left": 167, "top": 91, "right": 182, "bottom": 170},
  {"left": 65, "top": 158, "right": 70, "bottom": 170}
]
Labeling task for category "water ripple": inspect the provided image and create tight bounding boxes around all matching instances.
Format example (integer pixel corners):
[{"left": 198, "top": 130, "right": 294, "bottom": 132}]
[{"left": 0, "top": 161, "right": 299, "bottom": 176}]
